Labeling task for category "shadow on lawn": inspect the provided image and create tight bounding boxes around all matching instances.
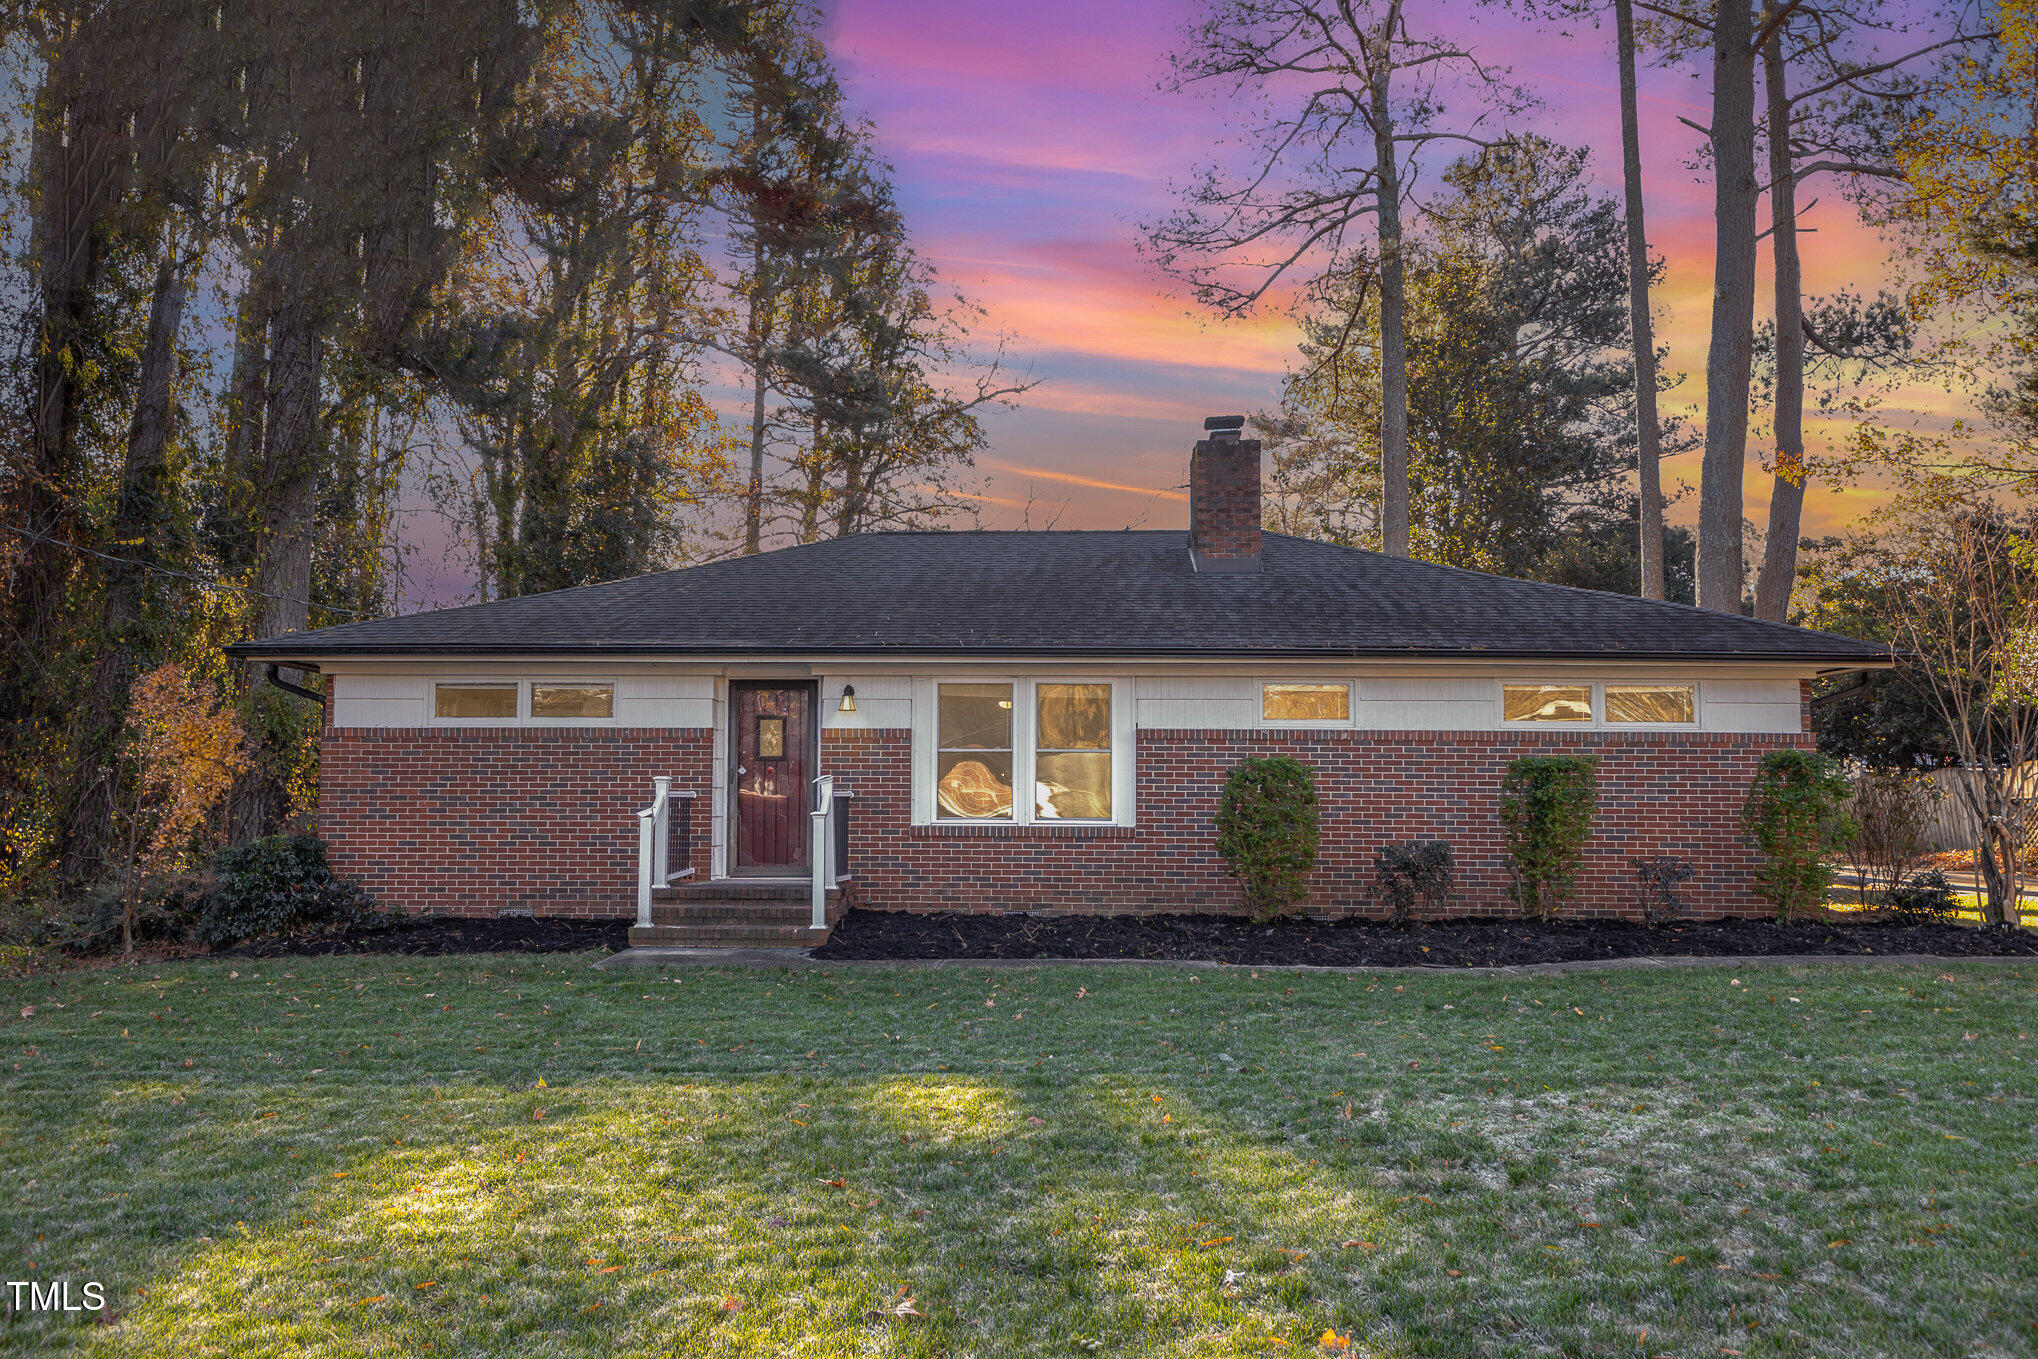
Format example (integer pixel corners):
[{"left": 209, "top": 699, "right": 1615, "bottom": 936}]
[{"left": 48, "top": 1070, "right": 1426, "bottom": 1357}]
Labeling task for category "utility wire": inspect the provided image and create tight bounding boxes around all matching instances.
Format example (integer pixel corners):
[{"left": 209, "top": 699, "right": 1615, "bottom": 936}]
[{"left": 1, "top": 522, "right": 381, "bottom": 620}]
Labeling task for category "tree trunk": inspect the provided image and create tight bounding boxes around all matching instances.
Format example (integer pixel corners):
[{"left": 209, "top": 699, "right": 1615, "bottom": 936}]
[
  {"left": 1752, "top": 30, "right": 1806, "bottom": 623},
  {"left": 1696, "top": 0, "right": 1761, "bottom": 613},
  {"left": 230, "top": 284, "right": 324, "bottom": 843},
  {"left": 1614, "top": 0, "right": 1667, "bottom": 601},
  {"left": 57, "top": 247, "right": 189, "bottom": 886},
  {"left": 1, "top": 103, "right": 114, "bottom": 714},
  {"left": 745, "top": 276, "right": 767, "bottom": 555},
  {"left": 1369, "top": 36, "right": 1411, "bottom": 559}
]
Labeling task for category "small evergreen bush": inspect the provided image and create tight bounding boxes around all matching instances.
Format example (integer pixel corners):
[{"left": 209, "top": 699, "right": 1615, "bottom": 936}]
[
  {"left": 1214, "top": 756, "right": 1320, "bottom": 922},
  {"left": 194, "top": 834, "right": 394, "bottom": 947},
  {"left": 1498, "top": 755, "right": 1599, "bottom": 918},
  {"left": 1631, "top": 855, "right": 1697, "bottom": 926},
  {"left": 1740, "top": 749, "right": 1854, "bottom": 922},
  {"left": 1886, "top": 868, "right": 1958, "bottom": 923},
  {"left": 1373, "top": 840, "right": 1455, "bottom": 924}
]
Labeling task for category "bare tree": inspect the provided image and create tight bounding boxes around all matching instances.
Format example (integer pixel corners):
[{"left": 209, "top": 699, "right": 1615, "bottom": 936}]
[
  {"left": 1148, "top": 0, "right": 1521, "bottom": 557},
  {"left": 1883, "top": 502, "right": 2038, "bottom": 930}
]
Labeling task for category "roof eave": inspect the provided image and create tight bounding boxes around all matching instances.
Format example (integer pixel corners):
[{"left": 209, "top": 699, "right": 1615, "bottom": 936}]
[{"left": 227, "top": 641, "right": 1895, "bottom": 667}]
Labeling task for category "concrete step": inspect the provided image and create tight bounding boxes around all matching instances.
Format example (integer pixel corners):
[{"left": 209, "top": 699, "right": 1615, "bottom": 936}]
[
  {"left": 651, "top": 901, "right": 812, "bottom": 922},
  {"left": 654, "top": 880, "right": 810, "bottom": 903},
  {"left": 629, "top": 922, "right": 833, "bottom": 948}
]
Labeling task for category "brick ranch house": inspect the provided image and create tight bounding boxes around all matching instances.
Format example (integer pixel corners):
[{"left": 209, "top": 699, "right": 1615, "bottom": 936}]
[{"left": 230, "top": 418, "right": 1891, "bottom": 947}]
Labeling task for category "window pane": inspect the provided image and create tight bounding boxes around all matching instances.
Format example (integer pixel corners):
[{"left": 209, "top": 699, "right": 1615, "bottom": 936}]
[
  {"left": 1263, "top": 682, "right": 1349, "bottom": 722},
  {"left": 938, "top": 683, "right": 1013, "bottom": 749},
  {"left": 435, "top": 683, "right": 517, "bottom": 718},
  {"left": 1037, "top": 752, "right": 1111, "bottom": 820},
  {"left": 937, "top": 752, "right": 1014, "bottom": 819},
  {"left": 1606, "top": 683, "right": 1695, "bottom": 724},
  {"left": 1037, "top": 683, "right": 1111, "bottom": 749},
  {"left": 531, "top": 683, "right": 613, "bottom": 718},
  {"left": 1503, "top": 684, "right": 1592, "bottom": 722}
]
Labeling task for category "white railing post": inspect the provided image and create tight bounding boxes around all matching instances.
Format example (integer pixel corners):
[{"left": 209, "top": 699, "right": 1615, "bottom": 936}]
[
  {"left": 651, "top": 775, "right": 672, "bottom": 884},
  {"left": 636, "top": 807, "right": 655, "bottom": 929},
  {"left": 810, "top": 775, "right": 833, "bottom": 930}
]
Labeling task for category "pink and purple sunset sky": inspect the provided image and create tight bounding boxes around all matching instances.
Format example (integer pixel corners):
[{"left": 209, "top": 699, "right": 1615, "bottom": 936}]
[{"left": 795, "top": 0, "right": 1949, "bottom": 539}]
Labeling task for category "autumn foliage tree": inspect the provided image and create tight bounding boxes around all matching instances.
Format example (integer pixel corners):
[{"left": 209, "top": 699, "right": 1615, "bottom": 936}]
[{"left": 107, "top": 664, "right": 248, "bottom": 957}]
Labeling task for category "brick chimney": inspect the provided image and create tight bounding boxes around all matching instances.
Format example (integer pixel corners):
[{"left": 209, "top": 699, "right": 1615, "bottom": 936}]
[{"left": 1188, "top": 415, "right": 1262, "bottom": 573}]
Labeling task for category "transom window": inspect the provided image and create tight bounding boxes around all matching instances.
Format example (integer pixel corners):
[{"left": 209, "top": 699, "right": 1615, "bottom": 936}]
[
  {"left": 1503, "top": 682, "right": 1697, "bottom": 725},
  {"left": 1503, "top": 684, "right": 1592, "bottom": 722},
  {"left": 433, "top": 680, "right": 616, "bottom": 722},
  {"left": 532, "top": 682, "right": 614, "bottom": 719},
  {"left": 1262, "top": 681, "right": 1350, "bottom": 723},
  {"left": 435, "top": 683, "right": 517, "bottom": 719},
  {"left": 929, "top": 679, "right": 1124, "bottom": 824},
  {"left": 1606, "top": 683, "right": 1695, "bottom": 724}
]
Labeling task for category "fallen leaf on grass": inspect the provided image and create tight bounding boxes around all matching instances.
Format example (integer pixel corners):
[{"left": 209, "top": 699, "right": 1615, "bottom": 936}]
[
  {"left": 358, "top": 1296, "right": 385, "bottom": 1306},
  {"left": 415, "top": 1281, "right": 437, "bottom": 1290},
  {"left": 720, "top": 1296, "right": 744, "bottom": 1311},
  {"left": 1200, "top": 1236, "right": 1235, "bottom": 1247},
  {"left": 1320, "top": 1331, "right": 1351, "bottom": 1350},
  {"left": 1827, "top": 1238, "right": 1850, "bottom": 1249}
]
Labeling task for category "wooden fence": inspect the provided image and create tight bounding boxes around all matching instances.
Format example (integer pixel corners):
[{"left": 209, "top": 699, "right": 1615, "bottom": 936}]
[{"left": 1919, "top": 767, "right": 2038, "bottom": 853}]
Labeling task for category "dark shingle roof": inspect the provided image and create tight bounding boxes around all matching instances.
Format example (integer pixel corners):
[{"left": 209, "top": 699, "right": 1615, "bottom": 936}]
[{"left": 229, "top": 530, "right": 1889, "bottom": 664}]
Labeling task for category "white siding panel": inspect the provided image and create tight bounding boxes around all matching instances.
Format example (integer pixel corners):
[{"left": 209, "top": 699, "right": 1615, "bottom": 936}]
[
  {"left": 1358, "top": 677, "right": 1491, "bottom": 702},
  {"left": 1702, "top": 679, "right": 1799, "bottom": 706},
  {"left": 616, "top": 674, "right": 714, "bottom": 727},
  {"left": 821, "top": 674, "right": 912, "bottom": 730},
  {"left": 1702, "top": 679, "right": 1801, "bottom": 734},
  {"left": 1352, "top": 698, "right": 1493, "bottom": 731},
  {"left": 332, "top": 675, "right": 424, "bottom": 727},
  {"left": 1135, "top": 676, "right": 1255, "bottom": 729}
]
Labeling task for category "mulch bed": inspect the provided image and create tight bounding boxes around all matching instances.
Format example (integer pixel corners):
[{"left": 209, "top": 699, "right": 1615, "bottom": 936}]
[
  {"left": 215, "top": 915, "right": 630, "bottom": 960},
  {"left": 811, "top": 910, "right": 2038, "bottom": 968}
]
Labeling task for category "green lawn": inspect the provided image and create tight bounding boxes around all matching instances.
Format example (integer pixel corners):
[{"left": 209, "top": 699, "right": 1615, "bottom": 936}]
[{"left": 1, "top": 956, "right": 2032, "bottom": 1358}]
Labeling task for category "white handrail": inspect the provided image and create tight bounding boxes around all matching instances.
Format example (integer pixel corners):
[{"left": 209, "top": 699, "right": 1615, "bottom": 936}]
[
  {"left": 636, "top": 777, "right": 696, "bottom": 928},
  {"left": 809, "top": 775, "right": 835, "bottom": 930}
]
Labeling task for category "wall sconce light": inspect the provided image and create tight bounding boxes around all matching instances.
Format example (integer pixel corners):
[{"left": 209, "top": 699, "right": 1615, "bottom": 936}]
[{"left": 838, "top": 684, "right": 857, "bottom": 714}]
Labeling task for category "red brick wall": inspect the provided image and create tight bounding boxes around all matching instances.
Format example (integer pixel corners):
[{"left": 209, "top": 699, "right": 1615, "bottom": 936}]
[
  {"left": 319, "top": 724, "right": 712, "bottom": 917},
  {"left": 317, "top": 712, "right": 1810, "bottom": 921},
  {"left": 823, "top": 726, "right": 1814, "bottom": 920}
]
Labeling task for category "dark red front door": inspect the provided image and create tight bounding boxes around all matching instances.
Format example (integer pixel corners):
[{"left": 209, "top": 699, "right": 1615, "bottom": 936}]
[{"left": 731, "top": 682, "right": 813, "bottom": 873}]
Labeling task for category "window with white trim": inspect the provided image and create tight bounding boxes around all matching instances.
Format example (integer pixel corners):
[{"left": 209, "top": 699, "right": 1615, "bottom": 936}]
[
  {"left": 936, "top": 683, "right": 1015, "bottom": 820},
  {"left": 925, "top": 678, "right": 1129, "bottom": 825},
  {"left": 1035, "top": 682, "right": 1112, "bottom": 819},
  {"left": 430, "top": 679, "right": 619, "bottom": 723}
]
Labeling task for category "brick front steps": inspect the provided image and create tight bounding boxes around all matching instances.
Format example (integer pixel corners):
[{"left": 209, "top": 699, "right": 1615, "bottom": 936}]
[{"left": 627, "top": 880, "right": 845, "bottom": 950}]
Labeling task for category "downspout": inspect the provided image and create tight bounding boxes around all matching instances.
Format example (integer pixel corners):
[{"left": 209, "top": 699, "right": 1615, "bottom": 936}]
[{"left": 263, "top": 663, "right": 324, "bottom": 705}]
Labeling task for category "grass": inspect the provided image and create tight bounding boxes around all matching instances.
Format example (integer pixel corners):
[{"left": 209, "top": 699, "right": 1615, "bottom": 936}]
[{"left": 0, "top": 955, "right": 2033, "bottom": 1358}]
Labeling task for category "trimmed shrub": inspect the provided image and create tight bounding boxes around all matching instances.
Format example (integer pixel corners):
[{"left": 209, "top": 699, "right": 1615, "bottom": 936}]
[
  {"left": 1373, "top": 840, "right": 1455, "bottom": 924},
  {"left": 1214, "top": 756, "right": 1320, "bottom": 922},
  {"left": 194, "top": 835, "right": 394, "bottom": 947},
  {"left": 1631, "top": 855, "right": 1697, "bottom": 926},
  {"left": 1740, "top": 749, "right": 1855, "bottom": 922},
  {"left": 1887, "top": 868, "right": 1959, "bottom": 923},
  {"left": 1498, "top": 755, "right": 1599, "bottom": 918}
]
